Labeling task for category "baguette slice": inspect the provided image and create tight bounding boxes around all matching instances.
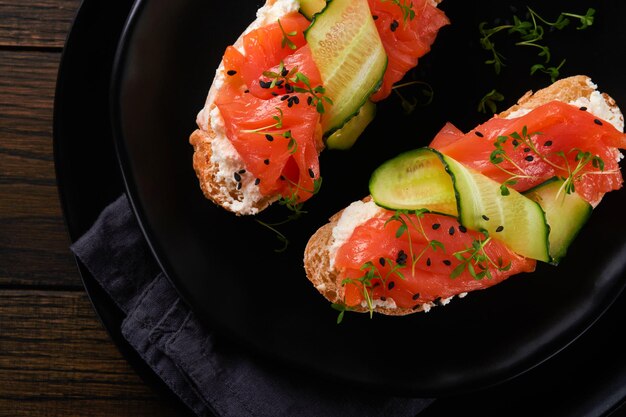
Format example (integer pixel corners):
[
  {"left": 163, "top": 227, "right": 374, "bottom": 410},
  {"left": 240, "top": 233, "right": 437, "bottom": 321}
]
[
  {"left": 304, "top": 75, "right": 624, "bottom": 316},
  {"left": 190, "top": 0, "right": 444, "bottom": 215}
]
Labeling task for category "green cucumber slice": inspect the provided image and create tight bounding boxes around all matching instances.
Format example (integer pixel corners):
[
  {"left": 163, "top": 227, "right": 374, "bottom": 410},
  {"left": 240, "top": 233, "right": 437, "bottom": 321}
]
[
  {"left": 369, "top": 148, "right": 458, "bottom": 215},
  {"left": 299, "top": 0, "right": 326, "bottom": 20},
  {"left": 305, "top": 0, "right": 387, "bottom": 136},
  {"left": 369, "top": 148, "right": 551, "bottom": 262},
  {"left": 441, "top": 154, "right": 550, "bottom": 263},
  {"left": 325, "top": 100, "right": 376, "bottom": 150},
  {"left": 523, "top": 177, "right": 592, "bottom": 264}
]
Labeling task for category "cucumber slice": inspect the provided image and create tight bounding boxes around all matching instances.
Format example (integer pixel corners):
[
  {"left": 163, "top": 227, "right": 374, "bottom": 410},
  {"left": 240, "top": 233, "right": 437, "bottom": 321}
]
[
  {"left": 299, "top": 0, "right": 326, "bottom": 20},
  {"left": 369, "top": 148, "right": 458, "bottom": 215},
  {"left": 305, "top": 0, "right": 387, "bottom": 136},
  {"left": 524, "top": 177, "right": 592, "bottom": 264},
  {"left": 369, "top": 148, "right": 551, "bottom": 262},
  {"left": 325, "top": 100, "right": 376, "bottom": 150},
  {"left": 441, "top": 154, "right": 550, "bottom": 263}
]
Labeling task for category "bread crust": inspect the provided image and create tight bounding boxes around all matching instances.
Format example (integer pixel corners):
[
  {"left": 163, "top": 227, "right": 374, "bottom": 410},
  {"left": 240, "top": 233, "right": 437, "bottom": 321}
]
[{"left": 304, "top": 75, "right": 623, "bottom": 316}]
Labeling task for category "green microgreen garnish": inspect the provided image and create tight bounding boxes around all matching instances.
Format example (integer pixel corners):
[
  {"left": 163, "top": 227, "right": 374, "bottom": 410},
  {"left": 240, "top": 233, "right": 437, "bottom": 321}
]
[
  {"left": 385, "top": 209, "right": 445, "bottom": 276},
  {"left": 255, "top": 177, "right": 322, "bottom": 252},
  {"left": 488, "top": 126, "right": 609, "bottom": 197},
  {"left": 392, "top": 80, "right": 434, "bottom": 114},
  {"left": 530, "top": 58, "right": 566, "bottom": 83},
  {"left": 262, "top": 61, "right": 334, "bottom": 115},
  {"left": 450, "top": 230, "right": 511, "bottom": 280},
  {"left": 477, "top": 89, "right": 505, "bottom": 114},
  {"left": 479, "top": 7, "right": 595, "bottom": 76},
  {"left": 381, "top": 0, "right": 416, "bottom": 24},
  {"left": 477, "top": 7, "right": 595, "bottom": 111},
  {"left": 278, "top": 19, "right": 298, "bottom": 50}
]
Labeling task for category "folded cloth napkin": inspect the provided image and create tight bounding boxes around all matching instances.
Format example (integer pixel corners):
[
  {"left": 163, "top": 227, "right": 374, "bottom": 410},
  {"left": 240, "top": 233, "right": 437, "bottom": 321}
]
[{"left": 70, "top": 194, "right": 434, "bottom": 417}]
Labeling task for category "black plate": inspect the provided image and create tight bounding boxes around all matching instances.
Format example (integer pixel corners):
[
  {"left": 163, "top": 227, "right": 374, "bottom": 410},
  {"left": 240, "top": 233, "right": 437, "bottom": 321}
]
[{"left": 110, "top": 0, "right": 626, "bottom": 396}]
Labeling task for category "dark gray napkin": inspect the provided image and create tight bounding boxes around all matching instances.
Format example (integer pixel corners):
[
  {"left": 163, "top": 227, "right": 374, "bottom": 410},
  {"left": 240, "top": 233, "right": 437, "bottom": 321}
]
[{"left": 70, "top": 194, "right": 434, "bottom": 417}]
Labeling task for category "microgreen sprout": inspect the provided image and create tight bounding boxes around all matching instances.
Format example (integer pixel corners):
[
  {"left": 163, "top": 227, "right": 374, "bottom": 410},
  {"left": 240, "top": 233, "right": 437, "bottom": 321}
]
[
  {"left": 381, "top": 0, "right": 416, "bottom": 24},
  {"left": 392, "top": 80, "right": 434, "bottom": 114},
  {"left": 477, "top": 89, "right": 505, "bottom": 114},
  {"left": 278, "top": 19, "right": 298, "bottom": 50},
  {"left": 262, "top": 61, "right": 334, "bottom": 114},
  {"left": 450, "top": 231, "right": 511, "bottom": 280},
  {"left": 385, "top": 209, "right": 445, "bottom": 276},
  {"left": 488, "top": 126, "right": 609, "bottom": 197}
]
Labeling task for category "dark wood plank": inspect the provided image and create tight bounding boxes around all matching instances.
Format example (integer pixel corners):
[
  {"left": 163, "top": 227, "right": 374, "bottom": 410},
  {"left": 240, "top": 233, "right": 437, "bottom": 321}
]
[
  {"left": 0, "top": 0, "right": 82, "bottom": 48},
  {"left": 0, "top": 50, "right": 80, "bottom": 287},
  {"left": 0, "top": 290, "right": 182, "bottom": 417}
]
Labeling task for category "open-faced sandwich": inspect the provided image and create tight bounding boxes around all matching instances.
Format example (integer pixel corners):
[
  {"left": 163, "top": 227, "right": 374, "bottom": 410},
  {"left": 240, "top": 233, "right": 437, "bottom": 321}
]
[
  {"left": 190, "top": 0, "right": 449, "bottom": 215},
  {"left": 304, "top": 75, "right": 626, "bottom": 317}
]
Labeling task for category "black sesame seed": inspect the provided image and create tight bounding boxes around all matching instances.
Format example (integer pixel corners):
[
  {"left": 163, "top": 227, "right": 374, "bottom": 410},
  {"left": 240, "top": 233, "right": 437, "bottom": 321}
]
[
  {"left": 307, "top": 96, "right": 313, "bottom": 105},
  {"left": 263, "top": 159, "right": 270, "bottom": 165},
  {"left": 244, "top": 89, "right": 250, "bottom": 94},
  {"left": 432, "top": 223, "right": 441, "bottom": 230},
  {"left": 496, "top": 225, "right": 504, "bottom": 232},
  {"left": 308, "top": 168, "right": 315, "bottom": 178},
  {"left": 412, "top": 304, "right": 422, "bottom": 310},
  {"left": 254, "top": 178, "right": 260, "bottom": 185},
  {"left": 265, "top": 134, "right": 274, "bottom": 142},
  {"left": 271, "top": 92, "right": 279, "bottom": 96},
  {"left": 412, "top": 293, "right": 421, "bottom": 300},
  {"left": 426, "top": 257, "right": 431, "bottom": 267},
  {"left": 388, "top": 281, "right": 395, "bottom": 290},
  {"left": 390, "top": 20, "right": 399, "bottom": 32},
  {"left": 372, "top": 14, "right": 379, "bottom": 20},
  {"left": 292, "top": 96, "right": 300, "bottom": 104},
  {"left": 226, "top": 70, "right": 237, "bottom": 76},
  {"left": 396, "top": 250, "right": 408, "bottom": 265},
  {"left": 380, "top": 296, "right": 386, "bottom": 301},
  {"left": 579, "top": 106, "right": 587, "bottom": 111},
  {"left": 285, "top": 84, "right": 294, "bottom": 93},
  {"left": 458, "top": 225, "right": 467, "bottom": 233},
  {"left": 281, "top": 68, "right": 289, "bottom": 77},
  {"left": 236, "top": 182, "right": 242, "bottom": 190},
  {"left": 525, "top": 155, "right": 534, "bottom": 162},
  {"left": 482, "top": 215, "right": 490, "bottom": 221},
  {"left": 544, "top": 140, "right": 553, "bottom": 147},
  {"left": 233, "top": 172, "right": 241, "bottom": 182},
  {"left": 523, "top": 147, "right": 531, "bottom": 153},
  {"left": 448, "top": 226, "right": 455, "bottom": 236},
  {"left": 475, "top": 131, "right": 484, "bottom": 137},
  {"left": 280, "top": 95, "right": 290, "bottom": 101},
  {"left": 379, "top": 257, "right": 386, "bottom": 266},
  {"left": 280, "top": 175, "right": 286, "bottom": 181},
  {"left": 594, "top": 118, "right": 603, "bottom": 126},
  {"left": 512, "top": 139, "right": 519, "bottom": 147},
  {"left": 287, "top": 99, "right": 294, "bottom": 108},
  {"left": 275, "top": 80, "right": 284, "bottom": 87},
  {"left": 443, "top": 260, "right": 452, "bottom": 266},
  {"left": 259, "top": 80, "right": 272, "bottom": 89}
]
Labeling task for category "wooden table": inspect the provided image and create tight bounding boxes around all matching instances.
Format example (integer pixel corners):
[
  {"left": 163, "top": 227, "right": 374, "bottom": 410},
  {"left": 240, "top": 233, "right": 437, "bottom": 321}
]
[{"left": 0, "top": 1, "right": 182, "bottom": 415}]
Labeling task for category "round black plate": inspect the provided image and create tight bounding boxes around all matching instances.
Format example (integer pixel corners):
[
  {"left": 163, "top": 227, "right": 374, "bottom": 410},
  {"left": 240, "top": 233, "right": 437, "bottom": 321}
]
[{"left": 110, "top": 0, "right": 626, "bottom": 396}]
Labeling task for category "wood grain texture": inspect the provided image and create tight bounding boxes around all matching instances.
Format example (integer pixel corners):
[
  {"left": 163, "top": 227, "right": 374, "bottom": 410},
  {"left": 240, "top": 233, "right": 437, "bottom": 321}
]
[
  {"left": 0, "top": 0, "right": 82, "bottom": 48},
  {"left": 0, "top": 50, "right": 78, "bottom": 288},
  {"left": 0, "top": 290, "right": 181, "bottom": 417}
]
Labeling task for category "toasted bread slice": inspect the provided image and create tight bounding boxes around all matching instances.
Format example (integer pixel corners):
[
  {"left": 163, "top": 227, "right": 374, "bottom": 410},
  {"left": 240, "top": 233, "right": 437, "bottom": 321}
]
[{"left": 304, "top": 75, "right": 624, "bottom": 316}]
